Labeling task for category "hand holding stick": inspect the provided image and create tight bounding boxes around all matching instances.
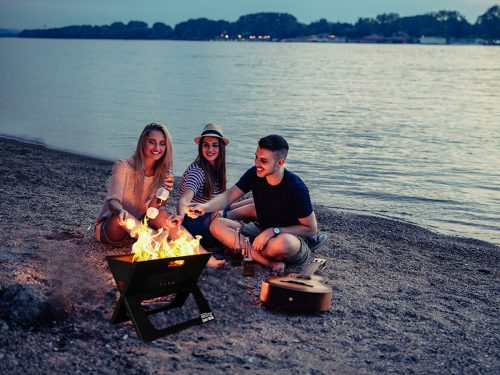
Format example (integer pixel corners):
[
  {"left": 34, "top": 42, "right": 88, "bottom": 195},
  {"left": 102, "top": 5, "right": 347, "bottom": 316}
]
[
  {"left": 185, "top": 203, "right": 205, "bottom": 219},
  {"left": 167, "top": 214, "right": 183, "bottom": 227},
  {"left": 163, "top": 168, "right": 174, "bottom": 192}
]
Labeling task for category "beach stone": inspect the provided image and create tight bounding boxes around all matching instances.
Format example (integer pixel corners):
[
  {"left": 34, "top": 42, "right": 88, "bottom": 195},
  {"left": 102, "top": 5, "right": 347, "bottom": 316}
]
[
  {"left": 125, "top": 358, "right": 136, "bottom": 368},
  {"left": 0, "top": 319, "right": 8, "bottom": 332},
  {"left": 0, "top": 281, "right": 69, "bottom": 326}
]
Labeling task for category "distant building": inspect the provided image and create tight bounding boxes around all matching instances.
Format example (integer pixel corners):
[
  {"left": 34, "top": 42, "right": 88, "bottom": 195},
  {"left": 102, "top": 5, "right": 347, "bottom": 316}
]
[
  {"left": 362, "top": 34, "right": 385, "bottom": 43},
  {"left": 448, "top": 38, "right": 486, "bottom": 45},
  {"left": 311, "top": 33, "right": 347, "bottom": 43},
  {"left": 280, "top": 34, "right": 347, "bottom": 43},
  {"left": 385, "top": 35, "right": 412, "bottom": 44},
  {"left": 419, "top": 36, "right": 447, "bottom": 45},
  {"left": 326, "top": 36, "right": 347, "bottom": 43}
]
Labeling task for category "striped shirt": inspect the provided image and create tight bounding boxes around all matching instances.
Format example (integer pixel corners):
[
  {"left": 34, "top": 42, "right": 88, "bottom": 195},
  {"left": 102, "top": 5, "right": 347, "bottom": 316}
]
[{"left": 180, "top": 162, "right": 222, "bottom": 203}]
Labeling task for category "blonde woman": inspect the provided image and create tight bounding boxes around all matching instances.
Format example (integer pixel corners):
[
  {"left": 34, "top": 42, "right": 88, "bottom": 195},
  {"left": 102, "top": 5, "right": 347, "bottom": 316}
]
[
  {"left": 95, "top": 123, "right": 175, "bottom": 244},
  {"left": 95, "top": 122, "right": 223, "bottom": 268}
]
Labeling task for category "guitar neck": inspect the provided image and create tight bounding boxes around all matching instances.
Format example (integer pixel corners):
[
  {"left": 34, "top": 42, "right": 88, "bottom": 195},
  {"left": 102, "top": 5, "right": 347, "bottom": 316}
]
[{"left": 298, "top": 258, "right": 325, "bottom": 279}]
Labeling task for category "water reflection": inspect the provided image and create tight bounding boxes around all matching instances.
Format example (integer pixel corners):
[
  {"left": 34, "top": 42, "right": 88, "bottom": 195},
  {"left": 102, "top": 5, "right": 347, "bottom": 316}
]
[{"left": 0, "top": 39, "right": 499, "bottom": 244}]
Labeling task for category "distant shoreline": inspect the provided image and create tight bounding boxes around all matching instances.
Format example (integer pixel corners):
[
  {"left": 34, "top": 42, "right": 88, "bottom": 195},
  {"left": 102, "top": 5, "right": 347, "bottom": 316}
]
[
  {"left": 10, "top": 7, "right": 500, "bottom": 44},
  {"left": 0, "top": 133, "right": 115, "bottom": 164},
  {"left": 3, "top": 35, "right": 499, "bottom": 46}
]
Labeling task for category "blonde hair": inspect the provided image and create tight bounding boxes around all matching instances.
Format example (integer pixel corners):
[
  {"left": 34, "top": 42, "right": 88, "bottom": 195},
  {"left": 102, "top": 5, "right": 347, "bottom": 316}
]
[{"left": 129, "top": 123, "right": 173, "bottom": 197}]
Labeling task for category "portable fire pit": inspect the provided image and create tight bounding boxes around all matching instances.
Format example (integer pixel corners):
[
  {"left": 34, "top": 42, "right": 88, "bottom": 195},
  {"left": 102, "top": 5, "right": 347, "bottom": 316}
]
[{"left": 106, "top": 252, "right": 214, "bottom": 342}]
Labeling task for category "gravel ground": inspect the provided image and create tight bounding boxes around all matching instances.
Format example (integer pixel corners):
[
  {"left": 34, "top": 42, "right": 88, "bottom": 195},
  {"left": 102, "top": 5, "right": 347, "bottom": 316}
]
[{"left": 0, "top": 137, "right": 498, "bottom": 374}]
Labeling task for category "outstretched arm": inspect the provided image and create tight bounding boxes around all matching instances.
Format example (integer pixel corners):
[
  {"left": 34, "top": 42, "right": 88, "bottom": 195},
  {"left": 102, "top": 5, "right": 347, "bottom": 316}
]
[
  {"left": 186, "top": 185, "right": 245, "bottom": 218},
  {"left": 108, "top": 198, "right": 129, "bottom": 223},
  {"left": 177, "top": 189, "right": 195, "bottom": 216}
]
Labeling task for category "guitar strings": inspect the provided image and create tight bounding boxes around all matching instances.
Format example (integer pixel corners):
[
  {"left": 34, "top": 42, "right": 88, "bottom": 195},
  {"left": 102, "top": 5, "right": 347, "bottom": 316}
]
[{"left": 295, "top": 262, "right": 319, "bottom": 280}]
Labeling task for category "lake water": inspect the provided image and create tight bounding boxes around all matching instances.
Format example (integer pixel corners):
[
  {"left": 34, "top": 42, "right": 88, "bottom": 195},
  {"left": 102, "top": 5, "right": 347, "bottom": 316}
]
[{"left": 1, "top": 38, "right": 499, "bottom": 245}]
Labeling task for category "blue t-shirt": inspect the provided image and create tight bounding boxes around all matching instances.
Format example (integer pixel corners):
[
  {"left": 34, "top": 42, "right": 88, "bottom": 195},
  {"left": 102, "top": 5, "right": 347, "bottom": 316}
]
[{"left": 236, "top": 166, "right": 313, "bottom": 229}]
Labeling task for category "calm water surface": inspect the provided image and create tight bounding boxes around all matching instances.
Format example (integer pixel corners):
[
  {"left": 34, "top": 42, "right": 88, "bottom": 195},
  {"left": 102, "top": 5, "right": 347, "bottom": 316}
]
[{"left": 1, "top": 39, "right": 499, "bottom": 244}]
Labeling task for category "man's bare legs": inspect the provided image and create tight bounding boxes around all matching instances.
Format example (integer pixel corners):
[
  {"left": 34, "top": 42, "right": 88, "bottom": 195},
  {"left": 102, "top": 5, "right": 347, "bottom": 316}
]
[
  {"left": 210, "top": 217, "right": 302, "bottom": 274},
  {"left": 208, "top": 217, "right": 242, "bottom": 247}
]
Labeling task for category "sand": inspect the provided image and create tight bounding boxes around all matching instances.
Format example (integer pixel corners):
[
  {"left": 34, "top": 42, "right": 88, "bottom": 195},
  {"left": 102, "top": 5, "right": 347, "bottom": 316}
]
[{"left": 0, "top": 137, "right": 498, "bottom": 374}]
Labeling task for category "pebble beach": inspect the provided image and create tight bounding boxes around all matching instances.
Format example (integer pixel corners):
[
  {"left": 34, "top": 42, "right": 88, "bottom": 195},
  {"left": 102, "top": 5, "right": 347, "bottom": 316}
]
[{"left": 0, "top": 137, "right": 498, "bottom": 374}]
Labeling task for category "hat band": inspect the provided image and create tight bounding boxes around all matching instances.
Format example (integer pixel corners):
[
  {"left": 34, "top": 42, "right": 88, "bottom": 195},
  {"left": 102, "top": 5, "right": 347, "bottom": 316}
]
[{"left": 201, "top": 129, "right": 224, "bottom": 138}]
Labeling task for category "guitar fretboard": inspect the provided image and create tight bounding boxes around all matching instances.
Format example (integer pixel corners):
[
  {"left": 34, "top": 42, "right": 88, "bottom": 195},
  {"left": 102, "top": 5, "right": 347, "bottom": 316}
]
[{"left": 294, "top": 258, "right": 325, "bottom": 280}]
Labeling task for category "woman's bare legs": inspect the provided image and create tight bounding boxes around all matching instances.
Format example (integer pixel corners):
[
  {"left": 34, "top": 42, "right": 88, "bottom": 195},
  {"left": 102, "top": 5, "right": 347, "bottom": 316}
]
[
  {"left": 97, "top": 214, "right": 130, "bottom": 243},
  {"left": 226, "top": 198, "right": 256, "bottom": 221},
  {"left": 229, "top": 197, "right": 254, "bottom": 209}
]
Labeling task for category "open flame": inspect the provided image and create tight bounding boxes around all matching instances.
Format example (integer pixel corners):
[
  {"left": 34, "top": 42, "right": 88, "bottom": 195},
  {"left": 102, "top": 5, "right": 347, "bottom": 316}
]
[{"left": 126, "top": 217, "right": 201, "bottom": 262}]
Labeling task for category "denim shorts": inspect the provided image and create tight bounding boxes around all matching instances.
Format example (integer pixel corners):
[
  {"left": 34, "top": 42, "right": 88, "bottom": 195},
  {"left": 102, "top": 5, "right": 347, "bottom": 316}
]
[
  {"left": 94, "top": 218, "right": 128, "bottom": 245},
  {"left": 241, "top": 222, "right": 311, "bottom": 266},
  {"left": 182, "top": 213, "right": 219, "bottom": 248}
]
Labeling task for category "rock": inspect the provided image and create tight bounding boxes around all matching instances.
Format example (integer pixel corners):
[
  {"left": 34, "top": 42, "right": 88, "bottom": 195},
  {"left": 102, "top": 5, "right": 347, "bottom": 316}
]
[
  {"left": 125, "top": 358, "right": 136, "bottom": 368},
  {"left": 237, "top": 282, "right": 253, "bottom": 290},
  {"left": 0, "top": 319, "right": 9, "bottom": 331},
  {"left": 0, "top": 281, "right": 70, "bottom": 326}
]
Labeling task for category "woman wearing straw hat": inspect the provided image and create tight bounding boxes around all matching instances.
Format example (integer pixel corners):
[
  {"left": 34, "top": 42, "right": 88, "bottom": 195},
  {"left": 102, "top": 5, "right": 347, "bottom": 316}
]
[
  {"left": 176, "top": 123, "right": 253, "bottom": 256},
  {"left": 96, "top": 122, "right": 224, "bottom": 268}
]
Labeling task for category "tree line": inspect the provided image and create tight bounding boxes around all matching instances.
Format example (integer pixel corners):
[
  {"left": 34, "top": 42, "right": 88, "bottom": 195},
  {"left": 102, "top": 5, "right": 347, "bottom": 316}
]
[{"left": 17, "top": 6, "right": 500, "bottom": 41}]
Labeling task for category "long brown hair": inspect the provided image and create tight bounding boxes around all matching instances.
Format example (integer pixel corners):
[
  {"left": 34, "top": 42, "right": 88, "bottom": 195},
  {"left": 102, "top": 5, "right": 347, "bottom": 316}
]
[
  {"left": 129, "top": 123, "right": 173, "bottom": 196},
  {"left": 195, "top": 137, "right": 226, "bottom": 198}
]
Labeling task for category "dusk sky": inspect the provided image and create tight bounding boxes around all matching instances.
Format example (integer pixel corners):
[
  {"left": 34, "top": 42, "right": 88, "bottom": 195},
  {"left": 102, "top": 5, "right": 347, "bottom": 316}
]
[{"left": 0, "top": 0, "right": 497, "bottom": 30}]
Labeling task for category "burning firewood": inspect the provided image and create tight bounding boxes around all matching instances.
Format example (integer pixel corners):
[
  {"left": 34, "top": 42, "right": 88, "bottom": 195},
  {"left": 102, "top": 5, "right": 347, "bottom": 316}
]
[{"left": 121, "top": 215, "right": 201, "bottom": 262}]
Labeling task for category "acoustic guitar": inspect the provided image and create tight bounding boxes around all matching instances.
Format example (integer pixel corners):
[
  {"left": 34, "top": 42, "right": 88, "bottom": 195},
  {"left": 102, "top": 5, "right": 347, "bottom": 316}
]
[{"left": 260, "top": 258, "right": 332, "bottom": 312}]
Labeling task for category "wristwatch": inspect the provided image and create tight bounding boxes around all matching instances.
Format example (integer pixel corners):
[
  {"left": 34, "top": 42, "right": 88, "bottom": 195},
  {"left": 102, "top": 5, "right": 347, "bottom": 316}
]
[{"left": 273, "top": 227, "right": 281, "bottom": 237}]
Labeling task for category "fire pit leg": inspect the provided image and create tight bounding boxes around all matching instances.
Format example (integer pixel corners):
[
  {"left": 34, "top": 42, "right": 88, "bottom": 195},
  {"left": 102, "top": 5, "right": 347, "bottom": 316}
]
[
  {"left": 124, "top": 294, "right": 166, "bottom": 342},
  {"left": 110, "top": 283, "right": 214, "bottom": 342},
  {"left": 111, "top": 296, "right": 130, "bottom": 324},
  {"left": 191, "top": 284, "right": 214, "bottom": 321},
  {"left": 106, "top": 252, "right": 214, "bottom": 342}
]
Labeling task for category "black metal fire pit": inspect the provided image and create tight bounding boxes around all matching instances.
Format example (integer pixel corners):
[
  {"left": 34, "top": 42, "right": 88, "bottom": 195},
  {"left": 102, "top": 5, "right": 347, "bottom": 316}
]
[{"left": 106, "top": 252, "right": 214, "bottom": 342}]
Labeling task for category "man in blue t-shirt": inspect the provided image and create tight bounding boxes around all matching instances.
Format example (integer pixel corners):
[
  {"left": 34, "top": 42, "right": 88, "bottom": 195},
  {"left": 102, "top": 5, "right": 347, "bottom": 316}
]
[{"left": 186, "top": 134, "right": 324, "bottom": 274}]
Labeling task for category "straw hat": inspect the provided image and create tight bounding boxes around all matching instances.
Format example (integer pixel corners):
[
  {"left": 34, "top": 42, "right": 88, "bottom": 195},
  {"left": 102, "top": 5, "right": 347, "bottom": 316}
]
[{"left": 194, "top": 123, "right": 229, "bottom": 145}]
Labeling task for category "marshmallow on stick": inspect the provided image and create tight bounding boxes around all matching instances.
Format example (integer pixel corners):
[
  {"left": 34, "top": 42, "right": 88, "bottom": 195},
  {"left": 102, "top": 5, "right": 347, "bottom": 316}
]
[
  {"left": 156, "top": 187, "right": 170, "bottom": 205},
  {"left": 146, "top": 207, "right": 160, "bottom": 219},
  {"left": 125, "top": 217, "right": 137, "bottom": 231},
  {"left": 122, "top": 216, "right": 152, "bottom": 239}
]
